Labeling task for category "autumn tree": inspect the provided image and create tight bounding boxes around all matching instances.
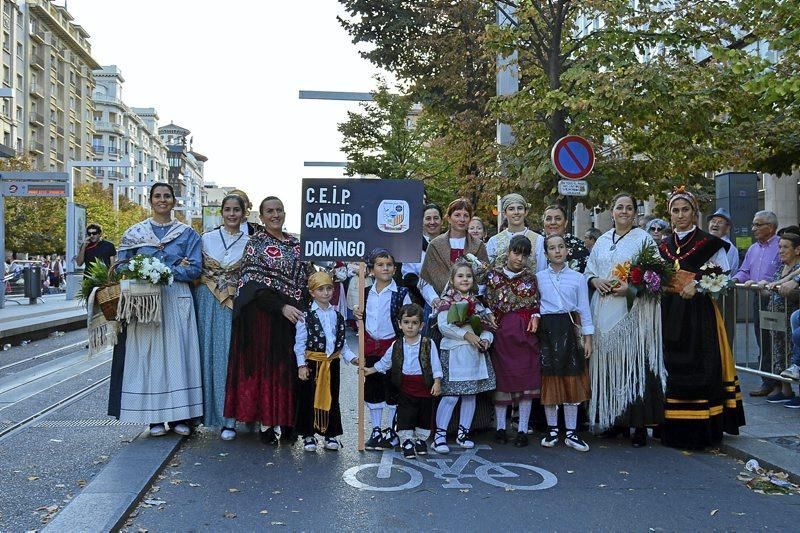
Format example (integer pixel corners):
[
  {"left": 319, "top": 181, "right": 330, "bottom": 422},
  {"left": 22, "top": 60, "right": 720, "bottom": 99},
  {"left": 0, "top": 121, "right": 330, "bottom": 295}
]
[{"left": 2, "top": 154, "right": 147, "bottom": 254}]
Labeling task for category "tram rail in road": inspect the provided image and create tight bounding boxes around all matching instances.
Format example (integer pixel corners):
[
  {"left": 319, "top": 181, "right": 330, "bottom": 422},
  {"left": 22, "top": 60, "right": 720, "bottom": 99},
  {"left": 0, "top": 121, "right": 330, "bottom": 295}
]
[{"left": 0, "top": 344, "right": 112, "bottom": 442}]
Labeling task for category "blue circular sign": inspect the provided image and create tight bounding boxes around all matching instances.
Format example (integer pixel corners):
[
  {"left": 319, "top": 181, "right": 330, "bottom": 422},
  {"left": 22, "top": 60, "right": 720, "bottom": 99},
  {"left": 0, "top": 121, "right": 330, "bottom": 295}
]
[{"left": 551, "top": 135, "right": 595, "bottom": 180}]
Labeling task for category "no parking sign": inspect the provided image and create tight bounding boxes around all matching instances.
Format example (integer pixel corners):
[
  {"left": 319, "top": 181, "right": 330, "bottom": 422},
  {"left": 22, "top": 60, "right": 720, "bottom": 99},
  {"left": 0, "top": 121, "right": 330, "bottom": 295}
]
[{"left": 551, "top": 135, "right": 595, "bottom": 180}]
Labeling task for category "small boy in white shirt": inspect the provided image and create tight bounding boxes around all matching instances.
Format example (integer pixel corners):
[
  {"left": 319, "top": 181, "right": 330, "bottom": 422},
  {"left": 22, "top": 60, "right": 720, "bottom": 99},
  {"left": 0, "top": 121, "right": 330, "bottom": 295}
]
[
  {"left": 364, "top": 303, "right": 442, "bottom": 458},
  {"left": 294, "top": 271, "right": 357, "bottom": 452}
]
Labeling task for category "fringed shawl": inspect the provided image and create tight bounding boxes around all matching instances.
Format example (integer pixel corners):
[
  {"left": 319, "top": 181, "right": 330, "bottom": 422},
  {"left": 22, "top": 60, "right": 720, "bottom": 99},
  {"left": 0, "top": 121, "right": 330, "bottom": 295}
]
[
  {"left": 87, "top": 287, "right": 119, "bottom": 355},
  {"left": 420, "top": 231, "right": 488, "bottom": 295}
]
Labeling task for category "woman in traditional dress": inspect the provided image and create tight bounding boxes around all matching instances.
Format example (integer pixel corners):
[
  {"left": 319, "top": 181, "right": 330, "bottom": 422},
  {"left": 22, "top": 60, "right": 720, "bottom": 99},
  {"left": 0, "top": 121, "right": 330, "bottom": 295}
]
[
  {"left": 224, "top": 196, "right": 313, "bottom": 444},
  {"left": 420, "top": 198, "right": 488, "bottom": 309},
  {"left": 658, "top": 186, "right": 745, "bottom": 449},
  {"left": 108, "top": 182, "right": 203, "bottom": 437},
  {"left": 486, "top": 193, "right": 544, "bottom": 269},
  {"left": 196, "top": 194, "right": 249, "bottom": 440},
  {"left": 585, "top": 192, "right": 666, "bottom": 447},
  {"left": 541, "top": 205, "right": 590, "bottom": 273}
]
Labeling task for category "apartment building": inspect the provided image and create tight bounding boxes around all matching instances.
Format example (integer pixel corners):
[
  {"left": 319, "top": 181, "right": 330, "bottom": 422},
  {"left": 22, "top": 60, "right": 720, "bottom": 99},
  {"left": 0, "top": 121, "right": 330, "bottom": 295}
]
[
  {"left": 159, "top": 122, "right": 207, "bottom": 220},
  {"left": 92, "top": 65, "right": 168, "bottom": 208},
  {"left": 0, "top": 0, "right": 100, "bottom": 182}
]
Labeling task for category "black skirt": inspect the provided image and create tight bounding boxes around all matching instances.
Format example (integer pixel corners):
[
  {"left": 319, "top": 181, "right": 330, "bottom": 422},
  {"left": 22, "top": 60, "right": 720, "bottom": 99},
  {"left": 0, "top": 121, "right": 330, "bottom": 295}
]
[{"left": 540, "top": 313, "right": 584, "bottom": 376}]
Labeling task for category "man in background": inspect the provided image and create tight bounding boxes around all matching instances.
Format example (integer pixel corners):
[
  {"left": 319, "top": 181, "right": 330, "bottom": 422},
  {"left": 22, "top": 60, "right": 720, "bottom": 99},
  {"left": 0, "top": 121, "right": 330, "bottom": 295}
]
[{"left": 76, "top": 223, "right": 116, "bottom": 272}]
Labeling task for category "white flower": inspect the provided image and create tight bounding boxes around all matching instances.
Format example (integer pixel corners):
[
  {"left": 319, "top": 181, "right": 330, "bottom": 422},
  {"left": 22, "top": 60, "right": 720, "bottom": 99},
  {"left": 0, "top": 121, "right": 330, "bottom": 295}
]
[{"left": 699, "top": 276, "right": 715, "bottom": 291}]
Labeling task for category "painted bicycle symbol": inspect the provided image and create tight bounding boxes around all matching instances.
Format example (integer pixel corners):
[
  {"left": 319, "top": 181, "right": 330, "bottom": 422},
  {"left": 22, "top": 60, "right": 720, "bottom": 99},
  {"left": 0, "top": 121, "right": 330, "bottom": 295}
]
[{"left": 343, "top": 444, "right": 558, "bottom": 492}]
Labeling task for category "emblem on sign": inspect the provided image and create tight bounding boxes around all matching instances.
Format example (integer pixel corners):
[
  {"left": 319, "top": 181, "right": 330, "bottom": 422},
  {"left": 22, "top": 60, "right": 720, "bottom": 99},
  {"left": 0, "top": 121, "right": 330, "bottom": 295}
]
[{"left": 377, "top": 200, "right": 410, "bottom": 233}]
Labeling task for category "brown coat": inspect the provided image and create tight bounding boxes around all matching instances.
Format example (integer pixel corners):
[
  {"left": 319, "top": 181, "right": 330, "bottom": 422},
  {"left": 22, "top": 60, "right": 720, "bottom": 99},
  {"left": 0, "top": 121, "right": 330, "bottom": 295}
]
[{"left": 420, "top": 230, "right": 488, "bottom": 296}]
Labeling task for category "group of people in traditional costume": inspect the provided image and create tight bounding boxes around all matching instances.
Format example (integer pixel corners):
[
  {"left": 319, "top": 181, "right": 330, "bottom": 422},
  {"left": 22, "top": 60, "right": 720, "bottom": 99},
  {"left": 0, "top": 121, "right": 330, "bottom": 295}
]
[{"left": 104, "top": 181, "right": 745, "bottom": 457}]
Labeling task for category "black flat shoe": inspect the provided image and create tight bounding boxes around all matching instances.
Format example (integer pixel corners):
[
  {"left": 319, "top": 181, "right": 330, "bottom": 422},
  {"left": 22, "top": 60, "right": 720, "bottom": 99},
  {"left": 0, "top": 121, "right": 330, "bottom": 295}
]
[
  {"left": 494, "top": 429, "right": 508, "bottom": 444},
  {"left": 631, "top": 428, "right": 647, "bottom": 448},
  {"left": 260, "top": 426, "right": 278, "bottom": 445},
  {"left": 513, "top": 432, "right": 529, "bottom": 448}
]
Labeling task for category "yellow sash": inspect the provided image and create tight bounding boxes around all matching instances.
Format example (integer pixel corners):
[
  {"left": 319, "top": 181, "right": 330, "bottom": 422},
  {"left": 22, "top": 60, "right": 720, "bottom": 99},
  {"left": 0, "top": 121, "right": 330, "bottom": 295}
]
[{"left": 305, "top": 350, "right": 340, "bottom": 432}]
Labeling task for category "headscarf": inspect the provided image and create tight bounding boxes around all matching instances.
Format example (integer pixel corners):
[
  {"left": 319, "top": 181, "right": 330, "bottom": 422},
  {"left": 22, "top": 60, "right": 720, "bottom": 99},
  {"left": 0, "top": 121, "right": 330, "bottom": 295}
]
[
  {"left": 308, "top": 271, "right": 334, "bottom": 292},
  {"left": 667, "top": 186, "right": 698, "bottom": 213},
  {"left": 501, "top": 193, "right": 528, "bottom": 213}
]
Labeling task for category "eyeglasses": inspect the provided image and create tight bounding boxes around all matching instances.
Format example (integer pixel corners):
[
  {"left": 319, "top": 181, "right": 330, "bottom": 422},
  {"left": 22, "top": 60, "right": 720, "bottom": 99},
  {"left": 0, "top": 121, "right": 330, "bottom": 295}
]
[
  {"left": 87, "top": 231, "right": 99, "bottom": 236},
  {"left": 649, "top": 227, "right": 664, "bottom": 233},
  {"left": 751, "top": 222, "right": 770, "bottom": 228}
]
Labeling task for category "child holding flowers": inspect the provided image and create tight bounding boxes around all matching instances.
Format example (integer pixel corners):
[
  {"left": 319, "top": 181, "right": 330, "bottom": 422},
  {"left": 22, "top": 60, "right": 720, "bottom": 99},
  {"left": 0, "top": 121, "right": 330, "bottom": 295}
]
[{"left": 432, "top": 260, "right": 496, "bottom": 454}]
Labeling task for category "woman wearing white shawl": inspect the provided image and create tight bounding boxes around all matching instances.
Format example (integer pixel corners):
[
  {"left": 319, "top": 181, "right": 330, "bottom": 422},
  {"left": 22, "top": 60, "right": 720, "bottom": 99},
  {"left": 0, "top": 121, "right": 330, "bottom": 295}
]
[
  {"left": 107, "top": 183, "right": 203, "bottom": 437},
  {"left": 584, "top": 193, "right": 666, "bottom": 447}
]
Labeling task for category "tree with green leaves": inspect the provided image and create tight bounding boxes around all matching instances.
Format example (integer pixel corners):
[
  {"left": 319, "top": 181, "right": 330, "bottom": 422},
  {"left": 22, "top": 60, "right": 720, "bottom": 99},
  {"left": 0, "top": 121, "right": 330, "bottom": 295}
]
[
  {"left": 722, "top": 0, "right": 800, "bottom": 176},
  {"left": 338, "top": 0, "right": 502, "bottom": 219},
  {"left": 2, "top": 154, "right": 147, "bottom": 255},
  {"left": 484, "top": 0, "right": 765, "bottom": 211}
]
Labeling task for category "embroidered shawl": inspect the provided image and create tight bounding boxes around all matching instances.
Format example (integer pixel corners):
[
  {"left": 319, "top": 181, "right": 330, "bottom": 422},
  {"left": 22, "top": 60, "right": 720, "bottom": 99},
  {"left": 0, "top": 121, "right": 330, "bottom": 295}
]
[
  {"left": 118, "top": 218, "right": 189, "bottom": 252},
  {"left": 421, "top": 231, "right": 488, "bottom": 295},
  {"left": 484, "top": 266, "right": 540, "bottom": 320},
  {"left": 238, "top": 231, "right": 310, "bottom": 305}
]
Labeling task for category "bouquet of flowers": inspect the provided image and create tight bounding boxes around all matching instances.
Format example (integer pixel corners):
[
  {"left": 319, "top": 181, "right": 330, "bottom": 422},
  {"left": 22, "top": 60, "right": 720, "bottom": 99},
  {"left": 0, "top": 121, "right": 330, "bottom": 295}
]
[
  {"left": 439, "top": 291, "right": 495, "bottom": 335},
  {"left": 612, "top": 243, "right": 675, "bottom": 310},
  {"left": 116, "top": 255, "right": 173, "bottom": 324},
  {"left": 696, "top": 261, "right": 734, "bottom": 300},
  {"left": 120, "top": 254, "right": 174, "bottom": 285}
]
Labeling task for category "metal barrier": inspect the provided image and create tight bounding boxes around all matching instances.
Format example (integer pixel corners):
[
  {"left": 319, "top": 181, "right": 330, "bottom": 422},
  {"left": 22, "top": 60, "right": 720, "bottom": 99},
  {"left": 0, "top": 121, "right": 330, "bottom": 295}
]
[{"left": 719, "top": 283, "right": 797, "bottom": 383}]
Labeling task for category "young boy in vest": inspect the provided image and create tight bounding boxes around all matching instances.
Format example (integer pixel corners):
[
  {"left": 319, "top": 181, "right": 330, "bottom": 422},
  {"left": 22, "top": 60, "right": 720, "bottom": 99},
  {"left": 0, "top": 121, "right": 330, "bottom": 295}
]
[
  {"left": 294, "top": 271, "right": 357, "bottom": 452},
  {"left": 364, "top": 303, "right": 442, "bottom": 458},
  {"left": 353, "top": 248, "right": 411, "bottom": 450}
]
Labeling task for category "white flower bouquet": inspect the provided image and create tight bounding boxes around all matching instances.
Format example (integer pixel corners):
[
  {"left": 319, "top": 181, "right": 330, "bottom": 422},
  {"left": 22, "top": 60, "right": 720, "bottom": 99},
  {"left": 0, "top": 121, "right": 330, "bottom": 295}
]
[
  {"left": 116, "top": 254, "right": 173, "bottom": 324},
  {"left": 123, "top": 254, "right": 174, "bottom": 285},
  {"left": 696, "top": 261, "right": 734, "bottom": 300}
]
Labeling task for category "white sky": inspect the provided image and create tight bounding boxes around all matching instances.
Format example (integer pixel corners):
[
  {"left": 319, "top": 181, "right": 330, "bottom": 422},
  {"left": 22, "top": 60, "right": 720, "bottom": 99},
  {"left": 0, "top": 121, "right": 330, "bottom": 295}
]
[{"left": 68, "top": 0, "right": 383, "bottom": 231}]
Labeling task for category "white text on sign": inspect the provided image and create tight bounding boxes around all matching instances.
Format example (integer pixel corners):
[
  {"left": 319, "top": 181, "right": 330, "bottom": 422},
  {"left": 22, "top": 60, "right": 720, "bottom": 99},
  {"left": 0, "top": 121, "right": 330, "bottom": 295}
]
[{"left": 305, "top": 186, "right": 351, "bottom": 205}]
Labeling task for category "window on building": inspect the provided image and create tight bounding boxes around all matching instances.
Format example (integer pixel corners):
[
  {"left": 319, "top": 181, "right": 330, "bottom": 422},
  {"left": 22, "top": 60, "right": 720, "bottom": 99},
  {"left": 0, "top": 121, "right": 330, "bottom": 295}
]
[
  {"left": 16, "top": 106, "right": 21, "bottom": 121},
  {"left": 16, "top": 137, "right": 22, "bottom": 151},
  {"left": 2, "top": 66, "right": 9, "bottom": 85},
  {"left": 16, "top": 42, "right": 22, "bottom": 58},
  {"left": 93, "top": 110, "right": 102, "bottom": 121}
]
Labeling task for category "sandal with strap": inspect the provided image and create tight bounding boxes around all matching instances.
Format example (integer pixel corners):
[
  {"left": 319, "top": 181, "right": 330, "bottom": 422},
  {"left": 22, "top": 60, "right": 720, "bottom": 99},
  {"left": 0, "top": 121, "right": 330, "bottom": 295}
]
[
  {"left": 433, "top": 428, "right": 450, "bottom": 454},
  {"left": 456, "top": 425, "right": 474, "bottom": 449}
]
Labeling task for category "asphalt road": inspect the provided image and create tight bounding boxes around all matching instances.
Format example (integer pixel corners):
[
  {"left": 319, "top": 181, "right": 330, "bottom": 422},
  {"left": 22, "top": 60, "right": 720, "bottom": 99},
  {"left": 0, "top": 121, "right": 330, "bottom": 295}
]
[
  {"left": 0, "top": 329, "right": 145, "bottom": 532},
  {"left": 123, "top": 338, "right": 800, "bottom": 532}
]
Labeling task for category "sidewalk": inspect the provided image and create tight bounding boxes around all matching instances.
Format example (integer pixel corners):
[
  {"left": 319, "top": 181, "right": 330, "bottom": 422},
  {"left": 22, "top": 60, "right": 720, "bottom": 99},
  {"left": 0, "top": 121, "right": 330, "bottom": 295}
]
[
  {"left": 0, "top": 294, "right": 87, "bottom": 340},
  {"left": 720, "top": 371, "right": 800, "bottom": 482}
]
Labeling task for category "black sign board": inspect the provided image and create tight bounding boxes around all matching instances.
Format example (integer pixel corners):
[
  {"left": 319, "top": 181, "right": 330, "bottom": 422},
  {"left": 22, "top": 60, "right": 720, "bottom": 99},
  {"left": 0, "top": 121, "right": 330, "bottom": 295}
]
[{"left": 300, "top": 178, "right": 424, "bottom": 262}]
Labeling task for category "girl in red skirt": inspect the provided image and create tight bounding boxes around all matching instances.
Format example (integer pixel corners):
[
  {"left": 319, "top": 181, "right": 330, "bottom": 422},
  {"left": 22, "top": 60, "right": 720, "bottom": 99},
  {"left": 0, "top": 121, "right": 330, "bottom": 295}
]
[{"left": 485, "top": 234, "right": 542, "bottom": 447}]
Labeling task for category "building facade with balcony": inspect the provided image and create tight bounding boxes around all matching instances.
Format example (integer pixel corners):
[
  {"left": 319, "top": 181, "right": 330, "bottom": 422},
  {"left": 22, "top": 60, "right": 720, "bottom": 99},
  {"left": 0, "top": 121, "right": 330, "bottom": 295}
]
[
  {"left": 0, "top": 0, "right": 100, "bottom": 181},
  {"left": 92, "top": 65, "right": 168, "bottom": 208},
  {"left": 159, "top": 122, "right": 206, "bottom": 221}
]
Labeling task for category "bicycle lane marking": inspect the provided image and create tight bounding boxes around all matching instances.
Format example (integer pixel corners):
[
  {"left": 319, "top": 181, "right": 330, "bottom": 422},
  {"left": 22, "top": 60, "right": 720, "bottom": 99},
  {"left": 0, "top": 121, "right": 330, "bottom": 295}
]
[{"left": 343, "top": 444, "right": 558, "bottom": 492}]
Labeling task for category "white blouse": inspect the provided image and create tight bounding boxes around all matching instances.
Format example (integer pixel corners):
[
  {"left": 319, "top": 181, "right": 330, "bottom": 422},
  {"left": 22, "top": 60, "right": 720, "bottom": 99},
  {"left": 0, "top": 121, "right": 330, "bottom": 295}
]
[
  {"left": 202, "top": 228, "right": 249, "bottom": 268},
  {"left": 536, "top": 266, "right": 594, "bottom": 335}
]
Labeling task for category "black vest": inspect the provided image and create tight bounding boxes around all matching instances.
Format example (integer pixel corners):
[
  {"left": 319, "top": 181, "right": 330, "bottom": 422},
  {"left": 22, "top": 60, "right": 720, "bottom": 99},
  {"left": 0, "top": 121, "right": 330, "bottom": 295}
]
[
  {"left": 390, "top": 337, "right": 434, "bottom": 389},
  {"left": 303, "top": 308, "right": 346, "bottom": 353}
]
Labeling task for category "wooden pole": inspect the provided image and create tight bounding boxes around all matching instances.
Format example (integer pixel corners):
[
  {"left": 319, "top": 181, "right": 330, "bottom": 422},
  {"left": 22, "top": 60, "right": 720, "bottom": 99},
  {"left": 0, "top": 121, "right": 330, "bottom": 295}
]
[{"left": 356, "top": 261, "right": 366, "bottom": 451}]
